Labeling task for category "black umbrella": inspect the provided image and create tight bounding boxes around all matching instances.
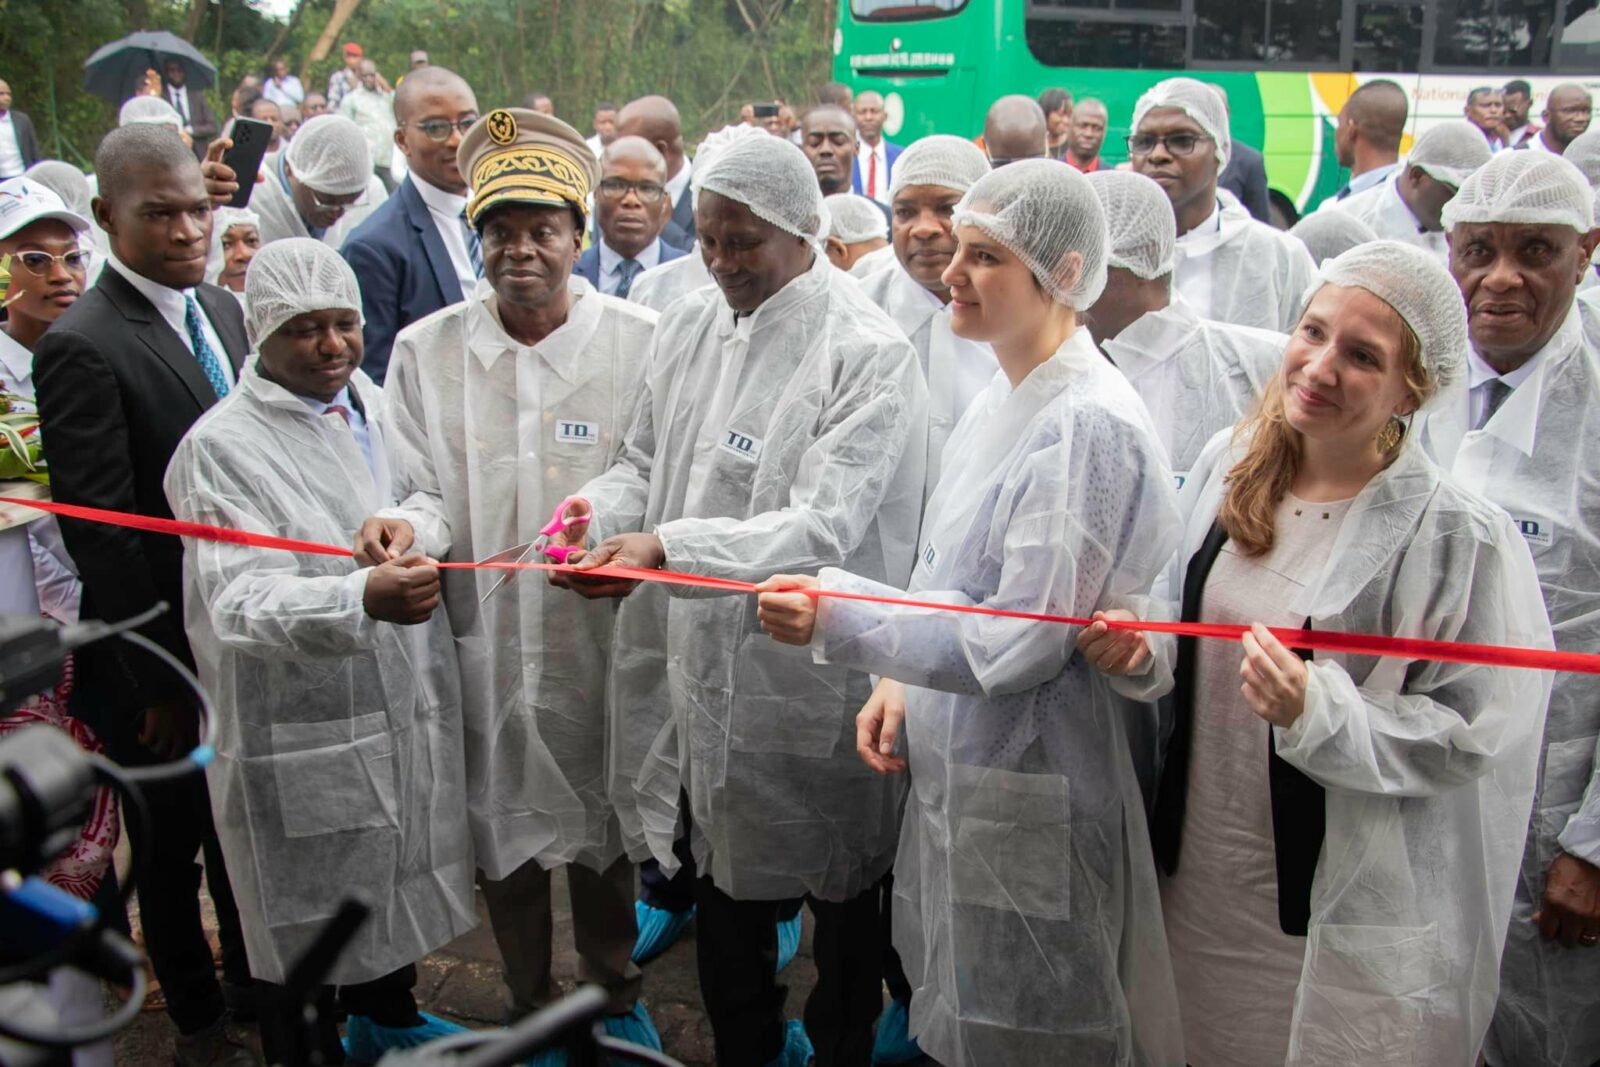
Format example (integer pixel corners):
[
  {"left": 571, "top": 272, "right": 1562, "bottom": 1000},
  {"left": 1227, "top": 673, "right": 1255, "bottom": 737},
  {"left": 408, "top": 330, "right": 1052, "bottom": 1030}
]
[{"left": 83, "top": 30, "right": 217, "bottom": 103}]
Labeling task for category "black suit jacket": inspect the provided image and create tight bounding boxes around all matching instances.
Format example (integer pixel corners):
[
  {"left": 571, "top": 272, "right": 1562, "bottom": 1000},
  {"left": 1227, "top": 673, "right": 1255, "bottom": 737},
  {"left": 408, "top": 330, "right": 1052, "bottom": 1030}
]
[
  {"left": 163, "top": 83, "right": 220, "bottom": 162},
  {"left": 3, "top": 109, "right": 42, "bottom": 174},
  {"left": 662, "top": 175, "right": 696, "bottom": 250},
  {"left": 33, "top": 269, "right": 248, "bottom": 727},
  {"left": 1219, "top": 141, "right": 1272, "bottom": 224}
]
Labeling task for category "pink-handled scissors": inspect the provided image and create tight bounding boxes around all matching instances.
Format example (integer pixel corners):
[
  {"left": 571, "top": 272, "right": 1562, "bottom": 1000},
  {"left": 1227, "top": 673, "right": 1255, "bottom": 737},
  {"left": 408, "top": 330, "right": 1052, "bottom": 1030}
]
[{"left": 475, "top": 497, "right": 591, "bottom": 602}]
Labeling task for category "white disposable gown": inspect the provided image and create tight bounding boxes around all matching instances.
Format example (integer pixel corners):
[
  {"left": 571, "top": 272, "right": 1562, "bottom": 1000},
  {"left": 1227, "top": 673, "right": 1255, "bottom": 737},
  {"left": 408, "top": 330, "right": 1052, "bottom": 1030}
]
[
  {"left": 577, "top": 254, "right": 928, "bottom": 900},
  {"left": 1174, "top": 199, "right": 1317, "bottom": 332},
  {"left": 1419, "top": 304, "right": 1600, "bottom": 1067},
  {"left": 849, "top": 243, "right": 898, "bottom": 279},
  {"left": 1332, "top": 181, "right": 1450, "bottom": 263},
  {"left": 1143, "top": 430, "right": 1551, "bottom": 1066},
  {"left": 381, "top": 278, "right": 658, "bottom": 880},
  {"left": 252, "top": 151, "right": 386, "bottom": 248},
  {"left": 856, "top": 258, "right": 997, "bottom": 504},
  {"left": 626, "top": 251, "right": 712, "bottom": 315},
  {"left": 1100, "top": 296, "right": 1284, "bottom": 485},
  {"left": 164, "top": 364, "right": 476, "bottom": 985},
  {"left": 812, "top": 328, "right": 1186, "bottom": 1067}
]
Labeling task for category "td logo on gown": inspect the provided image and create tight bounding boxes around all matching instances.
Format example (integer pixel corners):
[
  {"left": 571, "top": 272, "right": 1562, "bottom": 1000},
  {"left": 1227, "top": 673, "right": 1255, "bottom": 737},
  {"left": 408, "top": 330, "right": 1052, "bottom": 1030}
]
[
  {"left": 556, "top": 420, "right": 599, "bottom": 445},
  {"left": 719, "top": 428, "right": 763, "bottom": 461}
]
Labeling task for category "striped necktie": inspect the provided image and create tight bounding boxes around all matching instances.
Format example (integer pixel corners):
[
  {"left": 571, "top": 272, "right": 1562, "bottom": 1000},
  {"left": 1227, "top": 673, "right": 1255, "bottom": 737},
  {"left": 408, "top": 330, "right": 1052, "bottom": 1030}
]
[{"left": 460, "top": 209, "right": 483, "bottom": 278}]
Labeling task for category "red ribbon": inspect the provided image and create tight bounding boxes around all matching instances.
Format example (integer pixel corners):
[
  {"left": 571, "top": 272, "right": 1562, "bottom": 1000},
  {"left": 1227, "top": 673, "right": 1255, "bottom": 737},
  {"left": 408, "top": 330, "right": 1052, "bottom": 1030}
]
[{"left": 7, "top": 494, "right": 1595, "bottom": 676}]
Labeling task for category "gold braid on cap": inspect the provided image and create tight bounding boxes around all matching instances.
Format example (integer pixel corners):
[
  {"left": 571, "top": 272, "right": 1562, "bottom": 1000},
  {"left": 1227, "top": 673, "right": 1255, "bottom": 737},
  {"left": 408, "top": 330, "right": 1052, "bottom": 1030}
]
[{"left": 467, "top": 145, "right": 592, "bottom": 226}]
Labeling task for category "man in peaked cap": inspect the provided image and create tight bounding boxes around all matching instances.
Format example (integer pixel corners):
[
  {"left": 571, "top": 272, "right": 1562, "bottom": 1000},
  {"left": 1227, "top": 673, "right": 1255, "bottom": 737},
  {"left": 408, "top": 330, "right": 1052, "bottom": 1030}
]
[{"left": 354, "top": 107, "right": 665, "bottom": 1048}]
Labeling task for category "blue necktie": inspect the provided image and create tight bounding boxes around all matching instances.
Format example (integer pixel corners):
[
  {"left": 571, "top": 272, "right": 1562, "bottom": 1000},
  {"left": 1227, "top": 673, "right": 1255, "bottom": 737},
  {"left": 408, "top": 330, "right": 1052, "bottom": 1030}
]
[
  {"left": 460, "top": 209, "right": 483, "bottom": 279},
  {"left": 616, "top": 258, "right": 643, "bottom": 299},
  {"left": 183, "top": 295, "right": 230, "bottom": 400}
]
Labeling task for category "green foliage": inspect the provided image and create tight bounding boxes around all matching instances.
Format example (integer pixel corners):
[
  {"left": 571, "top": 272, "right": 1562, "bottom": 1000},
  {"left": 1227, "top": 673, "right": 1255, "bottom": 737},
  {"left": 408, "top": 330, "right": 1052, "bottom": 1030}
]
[{"left": 0, "top": 0, "right": 836, "bottom": 165}]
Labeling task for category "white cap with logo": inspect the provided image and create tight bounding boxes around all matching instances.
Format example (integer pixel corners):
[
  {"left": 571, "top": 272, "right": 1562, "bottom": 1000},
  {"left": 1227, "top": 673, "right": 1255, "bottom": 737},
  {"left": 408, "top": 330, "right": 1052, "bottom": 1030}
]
[{"left": 0, "top": 177, "right": 91, "bottom": 241}]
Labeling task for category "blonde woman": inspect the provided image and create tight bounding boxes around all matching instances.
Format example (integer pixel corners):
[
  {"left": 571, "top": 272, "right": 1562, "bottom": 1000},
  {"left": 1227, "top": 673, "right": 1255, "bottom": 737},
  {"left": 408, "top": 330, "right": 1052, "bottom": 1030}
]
[{"left": 1081, "top": 240, "right": 1553, "bottom": 1065}]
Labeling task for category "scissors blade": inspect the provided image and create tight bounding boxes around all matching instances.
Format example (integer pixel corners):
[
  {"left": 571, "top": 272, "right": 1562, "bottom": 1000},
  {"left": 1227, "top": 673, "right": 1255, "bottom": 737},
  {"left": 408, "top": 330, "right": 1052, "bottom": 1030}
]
[{"left": 476, "top": 541, "right": 537, "bottom": 603}]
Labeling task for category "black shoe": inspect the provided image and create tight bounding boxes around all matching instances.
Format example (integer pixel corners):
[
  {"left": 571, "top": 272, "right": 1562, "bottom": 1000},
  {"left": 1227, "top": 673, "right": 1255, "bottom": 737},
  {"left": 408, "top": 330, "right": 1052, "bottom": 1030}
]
[
  {"left": 173, "top": 1019, "right": 260, "bottom": 1067},
  {"left": 223, "top": 979, "right": 259, "bottom": 1023}
]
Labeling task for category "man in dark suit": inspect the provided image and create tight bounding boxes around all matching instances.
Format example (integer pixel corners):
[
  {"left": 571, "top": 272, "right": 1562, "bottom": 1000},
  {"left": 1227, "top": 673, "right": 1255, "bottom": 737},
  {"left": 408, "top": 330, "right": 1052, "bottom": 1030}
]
[
  {"left": 162, "top": 59, "right": 220, "bottom": 164},
  {"left": 851, "top": 90, "right": 903, "bottom": 206},
  {"left": 616, "top": 95, "right": 695, "bottom": 249},
  {"left": 0, "top": 79, "right": 42, "bottom": 178},
  {"left": 341, "top": 67, "right": 480, "bottom": 384},
  {"left": 575, "top": 135, "right": 688, "bottom": 297},
  {"left": 1210, "top": 84, "right": 1272, "bottom": 223},
  {"left": 34, "top": 125, "right": 257, "bottom": 1067}
]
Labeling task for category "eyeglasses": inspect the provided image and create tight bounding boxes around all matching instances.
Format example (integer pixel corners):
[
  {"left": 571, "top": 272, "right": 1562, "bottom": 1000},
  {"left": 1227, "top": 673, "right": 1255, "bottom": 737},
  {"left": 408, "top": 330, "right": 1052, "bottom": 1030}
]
[
  {"left": 1125, "top": 132, "right": 1212, "bottom": 157},
  {"left": 10, "top": 249, "right": 93, "bottom": 276},
  {"left": 308, "top": 187, "right": 363, "bottom": 210},
  {"left": 596, "top": 178, "right": 666, "bottom": 203},
  {"left": 405, "top": 115, "right": 479, "bottom": 143}
]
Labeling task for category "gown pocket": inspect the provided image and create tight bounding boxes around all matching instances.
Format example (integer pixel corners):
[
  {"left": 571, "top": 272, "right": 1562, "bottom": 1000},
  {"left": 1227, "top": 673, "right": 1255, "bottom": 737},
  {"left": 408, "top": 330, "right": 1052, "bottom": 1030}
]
[
  {"left": 946, "top": 763, "right": 1072, "bottom": 921},
  {"left": 270, "top": 712, "right": 400, "bottom": 839}
]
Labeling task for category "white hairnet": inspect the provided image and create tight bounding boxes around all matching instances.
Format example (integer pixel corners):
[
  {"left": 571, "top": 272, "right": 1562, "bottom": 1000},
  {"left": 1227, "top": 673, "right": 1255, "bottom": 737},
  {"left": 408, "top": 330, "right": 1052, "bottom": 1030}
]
[
  {"left": 244, "top": 237, "right": 365, "bottom": 348},
  {"left": 1405, "top": 120, "right": 1493, "bottom": 187},
  {"left": 1289, "top": 210, "right": 1379, "bottom": 265},
  {"left": 693, "top": 132, "right": 828, "bottom": 247},
  {"left": 284, "top": 114, "right": 372, "bottom": 197},
  {"left": 24, "top": 161, "right": 92, "bottom": 219},
  {"left": 1131, "top": 77, "right": 1231, "bottom": 171},
  {"left": 119, "top": 95, "right": 184, "bottom": 131},
  {"left": 954, "top": 158, "right": 1109, "bottom": 309},
  {"left": 691, "top": 123, "right": 769, "bottom": 177},
  {"left": 825, "top": 194, "right": 888, "bottom": 244},
  {"left": 1315, "top": 239, "right": 1466, "bottom": 396},
  {"left": 1441, "top": 149, "right": 1595, "bottom": 233},
  {"left": 888, "top": 134, "right": 990, "bottom": 198},
  {"left": 1085, "top": 170, "right": 1175, "bottom": 280},
  {"left": 1562, "top": 127, "right": 1600, "bottom": 187}
]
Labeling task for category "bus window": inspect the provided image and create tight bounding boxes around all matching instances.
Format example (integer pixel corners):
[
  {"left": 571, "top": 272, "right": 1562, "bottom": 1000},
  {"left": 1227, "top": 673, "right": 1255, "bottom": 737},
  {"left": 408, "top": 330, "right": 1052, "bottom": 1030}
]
[
  {"left": 1267, "top": 0, "right": 1343, "bottom": 61},
  {"left": 1352, "top": 0, "right": 1425, "bottom": 70},
  {"left": 1025, "top": 15, "right": 1188, "bottom": 68},
  {"left": 1430, "top": 0, "right": 1557, "bottom": 66},
  {"left": 1195, "top": 0, "right": 1341, "bottom": 62},
  {"left": 1559, "top": 0, "right": 1600, "bottom": 65},
  {"left": 850, "top": 0, "right": 968, "bottom": 18}
]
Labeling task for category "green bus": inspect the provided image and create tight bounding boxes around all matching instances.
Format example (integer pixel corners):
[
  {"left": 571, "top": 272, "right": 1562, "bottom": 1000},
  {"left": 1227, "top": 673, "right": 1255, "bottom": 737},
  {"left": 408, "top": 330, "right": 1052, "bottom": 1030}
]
[{"left": 835, "top": 0, "right": 1600, "bottom": 220}]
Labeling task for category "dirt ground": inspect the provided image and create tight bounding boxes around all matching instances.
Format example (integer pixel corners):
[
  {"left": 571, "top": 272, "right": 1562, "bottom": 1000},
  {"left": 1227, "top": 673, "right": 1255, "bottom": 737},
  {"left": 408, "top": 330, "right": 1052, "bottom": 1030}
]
[{"left": 109, "top": 871, "right": 822, "bottom": 1066}]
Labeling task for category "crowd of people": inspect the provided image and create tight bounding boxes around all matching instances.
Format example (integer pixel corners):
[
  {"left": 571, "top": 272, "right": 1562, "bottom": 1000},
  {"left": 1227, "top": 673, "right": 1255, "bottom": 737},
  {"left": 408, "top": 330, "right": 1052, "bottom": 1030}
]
[{"left": 1, "top": 43, "right": 1598, "bottom": 1067}]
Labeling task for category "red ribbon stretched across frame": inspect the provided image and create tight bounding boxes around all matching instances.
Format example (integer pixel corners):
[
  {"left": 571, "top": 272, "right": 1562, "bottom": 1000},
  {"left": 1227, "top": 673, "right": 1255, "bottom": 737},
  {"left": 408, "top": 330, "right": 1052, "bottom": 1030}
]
[{"left": 7, "top": 494, "right": 1597, "bottom": 676}]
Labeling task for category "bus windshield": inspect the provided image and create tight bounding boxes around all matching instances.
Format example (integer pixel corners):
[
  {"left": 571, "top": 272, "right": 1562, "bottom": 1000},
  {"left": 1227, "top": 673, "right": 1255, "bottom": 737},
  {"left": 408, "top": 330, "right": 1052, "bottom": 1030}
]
[{"left": 850, "top": 0, "right": 968, "bottom": 19}]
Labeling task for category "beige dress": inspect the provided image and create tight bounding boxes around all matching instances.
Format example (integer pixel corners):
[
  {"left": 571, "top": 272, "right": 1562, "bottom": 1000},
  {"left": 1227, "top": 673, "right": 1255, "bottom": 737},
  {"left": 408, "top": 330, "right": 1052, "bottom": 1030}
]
[{"left": 1160, "top": 493, "right": 1355, "bottom": 1067}]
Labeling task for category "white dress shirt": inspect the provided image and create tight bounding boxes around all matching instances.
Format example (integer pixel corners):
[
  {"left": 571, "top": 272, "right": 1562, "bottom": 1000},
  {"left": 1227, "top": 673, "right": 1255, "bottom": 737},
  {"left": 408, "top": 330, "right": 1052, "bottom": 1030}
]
[
  {"left": 596, "top": 238, "right": 662, "bottom": 296},
  {"left": 1173, "top": 200, "right": 1224, "bottom": 319},
  {"left": 106, "top": 255, "right": 236, "bottom": 387},
  {"left": 1466, "top": 344, "right": 1545, "bottom": 431},
  {"left": 858, "top": 136, "right": 891, "bottom": 205},
  {"left": 663, "top": 156, "right": 692, "bottom": 215},
  {"left": 262, "top": 75, "right": 305, "bottom": 108},
  {"left": 0, "top": 327, "right": 34, "bottom": 404},
  {"left": 1525, "top": 131, "right": 1563, "bottom": 155},
  {"left": 412, "top": 173, "right": 477, "bottom": 299},
  {"left": 0, "top": 112, "right": 24, "bottom": 179}
]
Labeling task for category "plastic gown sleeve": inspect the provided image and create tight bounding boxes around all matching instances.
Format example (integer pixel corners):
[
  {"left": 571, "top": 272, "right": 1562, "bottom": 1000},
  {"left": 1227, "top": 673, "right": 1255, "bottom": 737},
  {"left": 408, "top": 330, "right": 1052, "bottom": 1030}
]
[
  {"left": 577, "top": 360, "right": 657, "bottom": 546},
  {"left": 813, "top": 429, "right": 1162, "bottom": 697},
  {"left": 653, "top": 346, "right": 917, "bottom": 583},
  {"left": 1273, "top": 517, "right": 1554, "bottom": 799},
  {"left": 375, "top": 335, "right": 452, "bottom": 559},
  {"left": 1559, "top": 755, "right": 1600, "bottom": 865},
  {"left": 167, "top": 441, "right": 380, "bottom": 657}
]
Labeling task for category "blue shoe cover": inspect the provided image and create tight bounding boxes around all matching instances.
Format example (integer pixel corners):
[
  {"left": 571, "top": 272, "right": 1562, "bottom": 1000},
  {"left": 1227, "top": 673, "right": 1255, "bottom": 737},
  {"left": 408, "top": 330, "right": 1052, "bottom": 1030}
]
[
  {"left": 602, "top": 999, "right": 663, "bottom": 1051},
  {"left": 871, "top": 999, "right": 923, "bottom": 1065},
  {"left": 763, "top": 1019, "right": 814, "bottom": 1067},
  {"left": 632, "top": 899, "right": 695, "bottom": 964},
  {"left": 775, "top": 913, "right": 802, "bottom": 975},
  {"left": 344, "top": 1012, "right": 468, "bottom": 1062}
]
